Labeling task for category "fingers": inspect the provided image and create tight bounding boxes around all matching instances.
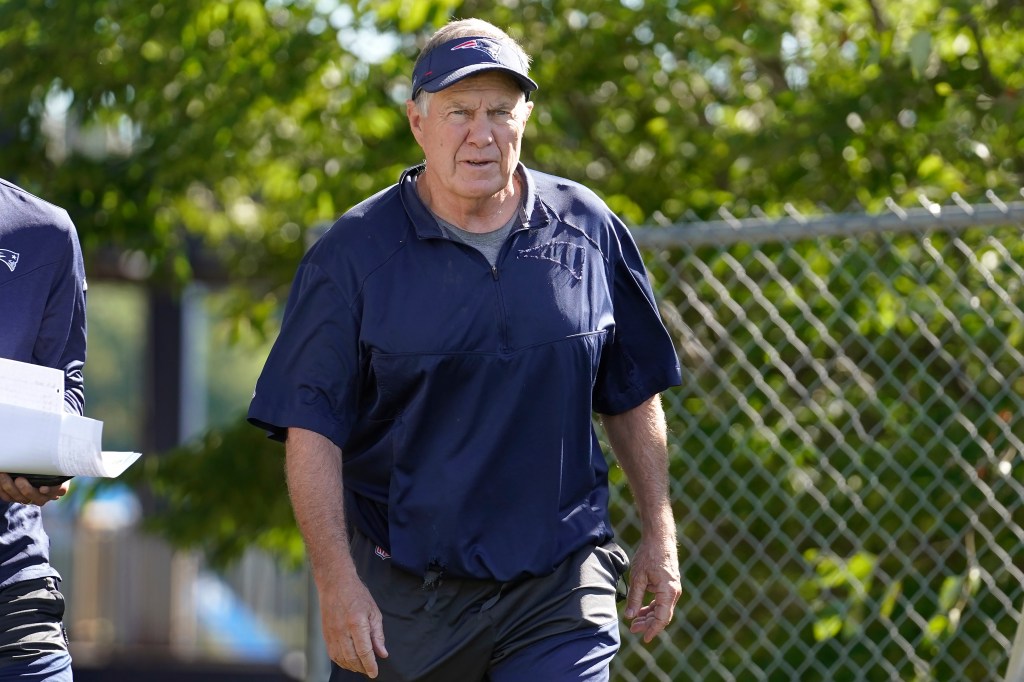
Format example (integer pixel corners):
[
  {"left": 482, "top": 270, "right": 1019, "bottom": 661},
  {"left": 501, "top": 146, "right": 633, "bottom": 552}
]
[
  {"left": 353, "top": 633, "right": 379, "bottom": 679},
  {"left": 624, "top": 552, "right": 681, "bottom": 643},
  {"left": 334, "top": 642, "right": 377, "bottom": 678},
  {"left": 0, "top": 473, "right": 16, "bottom": 503},
  {"left": 628, "top": 599, "right": 675, "bottom": 642},
  {"left": 624, "top": 571, "right": 649, "bottom": 620},
  {"left": 333, "top": 625, "right": 380, "bottom": 678},
  {"left": 370, "top": 609, "right": 389, "bottom": 659},
  {"left": 329, "top": 607, "right": 387, "bottom": 678},
  {"left": 35, "top": 480, "right": 69, "bottom": 502},
  {"left": 0, "top": 474, "right": 62, "bottom": 506}
]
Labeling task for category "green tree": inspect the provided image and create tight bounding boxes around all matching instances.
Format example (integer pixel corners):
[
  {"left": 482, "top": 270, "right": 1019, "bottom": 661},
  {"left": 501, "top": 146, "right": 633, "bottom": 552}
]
[
  {"left": 4, "top": 0, "right": 1021, "bottom": 283},
  {"left": 112, "top": 0, "right": 1018, "bottom": 540}
]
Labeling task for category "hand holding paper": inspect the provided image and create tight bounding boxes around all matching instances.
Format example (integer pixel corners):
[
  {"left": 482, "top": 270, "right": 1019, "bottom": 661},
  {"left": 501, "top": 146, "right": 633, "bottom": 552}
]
[
  {"left": 0, "top": 358, "right": 141, "bottom": 480},
  {"left": 0, "top": 472, "right": 70, "bottom": 506}
]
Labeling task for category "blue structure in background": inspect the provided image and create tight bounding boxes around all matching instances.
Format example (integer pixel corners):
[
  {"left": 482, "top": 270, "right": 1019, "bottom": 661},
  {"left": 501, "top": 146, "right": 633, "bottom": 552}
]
[{"left": 194, "top": 571, "right": 285, "bottom": 662}]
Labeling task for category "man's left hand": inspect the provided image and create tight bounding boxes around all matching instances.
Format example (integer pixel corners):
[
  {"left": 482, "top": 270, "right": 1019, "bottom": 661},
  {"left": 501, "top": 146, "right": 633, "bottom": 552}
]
[
  {"left": 0, "top": 474, "right": 70, "bottom": 506},
  {"left": 624, "top": 535, "right": 681, "bottom": 643}
]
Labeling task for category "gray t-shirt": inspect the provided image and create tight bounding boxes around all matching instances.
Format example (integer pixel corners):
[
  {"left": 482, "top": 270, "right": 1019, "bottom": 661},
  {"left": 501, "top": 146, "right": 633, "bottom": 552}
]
[
  {"left": 436, "top": 212, "right": 518, "bottom": 267},
  {"left": 414, "top": 173, "right": 521, "bottom": 266}
]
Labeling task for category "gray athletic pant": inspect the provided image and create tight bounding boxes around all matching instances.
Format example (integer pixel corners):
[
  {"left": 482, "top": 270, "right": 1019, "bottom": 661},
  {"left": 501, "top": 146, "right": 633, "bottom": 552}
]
[{"left": 329, "top": 530, "right": 629, "bottom": 682}]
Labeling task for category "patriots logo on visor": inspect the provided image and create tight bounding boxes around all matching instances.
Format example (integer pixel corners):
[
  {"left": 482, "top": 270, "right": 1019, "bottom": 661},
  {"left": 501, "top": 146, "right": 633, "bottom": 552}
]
[
  {"left": 450, "top": 39, "right": 499, "bottom": 60},
  {"left": 0, "top": 249, "right": 19, "bottom": 272}
]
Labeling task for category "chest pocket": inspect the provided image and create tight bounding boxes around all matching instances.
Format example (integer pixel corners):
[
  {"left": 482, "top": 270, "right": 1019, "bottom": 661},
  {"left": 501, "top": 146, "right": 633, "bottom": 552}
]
[{"left": 498, "top": 239, "right": 605, "bottom": 350}]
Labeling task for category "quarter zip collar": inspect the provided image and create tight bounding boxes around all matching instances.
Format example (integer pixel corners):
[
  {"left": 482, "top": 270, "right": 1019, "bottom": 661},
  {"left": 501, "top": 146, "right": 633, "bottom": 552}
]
[{"left": 399, "top": 162, "right": 549, "bottom": 240}]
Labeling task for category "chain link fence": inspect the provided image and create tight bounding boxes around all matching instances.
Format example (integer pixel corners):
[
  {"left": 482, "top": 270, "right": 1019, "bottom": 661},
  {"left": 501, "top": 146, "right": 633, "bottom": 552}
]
[{"left": 609, "top": 192, "right": 1024, "bottom": 681}]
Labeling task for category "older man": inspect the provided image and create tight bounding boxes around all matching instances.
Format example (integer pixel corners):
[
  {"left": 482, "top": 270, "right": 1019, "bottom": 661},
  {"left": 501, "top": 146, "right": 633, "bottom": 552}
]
[{"left": 249, "top": 18, "right": 682, "bottom": 681}]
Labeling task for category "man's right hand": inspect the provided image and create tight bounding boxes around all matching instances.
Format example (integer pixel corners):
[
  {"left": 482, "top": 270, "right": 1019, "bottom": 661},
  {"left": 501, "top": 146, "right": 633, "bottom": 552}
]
[
  {"left": 320, "top": 573, "right": 389, "bottom": 678},
  {"left": 285, "top": 427, "right": 389, "bottom": 678}
]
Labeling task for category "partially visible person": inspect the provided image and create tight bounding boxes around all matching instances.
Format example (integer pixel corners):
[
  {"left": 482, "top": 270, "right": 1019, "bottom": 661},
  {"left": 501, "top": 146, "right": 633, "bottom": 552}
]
[
  {"left": 250, "top": 17, "right": 682, "bottom": 682},
  {"left": 0, "top": 177, "right": 86, "bottom": 681}
]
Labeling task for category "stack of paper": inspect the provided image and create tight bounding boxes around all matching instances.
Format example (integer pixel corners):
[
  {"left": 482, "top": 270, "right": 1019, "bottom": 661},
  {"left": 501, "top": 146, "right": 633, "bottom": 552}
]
[{"left": 0, "top": 358, "right": 140, "bottom": 478}]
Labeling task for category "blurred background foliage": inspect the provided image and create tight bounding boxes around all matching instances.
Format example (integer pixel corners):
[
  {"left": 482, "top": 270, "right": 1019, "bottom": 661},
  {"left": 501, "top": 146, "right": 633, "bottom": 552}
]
[
  {"left": 4, "top": 0, "right": 1022, "bottom": 281},
  {"left": 2, "top": 0, "right": 1024, "bottom": 675}
]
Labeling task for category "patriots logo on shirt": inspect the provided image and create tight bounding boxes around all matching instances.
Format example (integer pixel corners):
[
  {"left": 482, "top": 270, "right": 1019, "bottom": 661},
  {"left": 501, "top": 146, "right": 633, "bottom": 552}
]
[
  {"left": 0, "top": 249, "right": 18, "bottom": 272},
  {"left": 517, "top": 242, "right": 586, "bottom": 281}
]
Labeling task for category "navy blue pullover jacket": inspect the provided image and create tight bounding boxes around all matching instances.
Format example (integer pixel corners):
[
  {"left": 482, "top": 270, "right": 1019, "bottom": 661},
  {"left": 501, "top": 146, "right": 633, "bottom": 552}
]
[
  {"left": 249, "top": 164, "right": 681, "bottom": 581},
  {"left": 0, "top": 178, "right": 87, "bottom": 588}
]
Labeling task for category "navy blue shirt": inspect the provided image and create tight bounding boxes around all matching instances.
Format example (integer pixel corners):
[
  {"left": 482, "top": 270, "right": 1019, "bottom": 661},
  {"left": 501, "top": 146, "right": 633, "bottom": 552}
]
[
  {"left": 249, "top": 165, "right": 681, "bottom": 581},
  {"left": 0, "top": 178, "right": 87, "bottom": 588}
]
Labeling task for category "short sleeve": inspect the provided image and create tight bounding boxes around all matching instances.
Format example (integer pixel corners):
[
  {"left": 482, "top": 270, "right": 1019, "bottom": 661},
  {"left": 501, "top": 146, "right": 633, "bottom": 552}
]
[
  {"left": 247, "top": 260, "right": 362, "bottom": 448},
  {"left": 592, "top": 220, "right": 681, "bottom": 415}
]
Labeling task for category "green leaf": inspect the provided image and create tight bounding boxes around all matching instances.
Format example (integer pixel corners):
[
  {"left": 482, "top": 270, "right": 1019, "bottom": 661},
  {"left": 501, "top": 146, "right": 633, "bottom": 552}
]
[
  {"left": 908, "top": 30, "right": 932, "bottom": 78},
  {"left": 937, "top": 576, "right": 964, "bottom": 611},
  {"left": 848, "top": 552, "right": 876, "bottom": 582},
  {"left": 916, "top": 153, "right": 945, "bottom": 180},
  {"left": 925, "top": 614, "right": 949, "bottom": 642},
  {"left": 814, "top": 612, "right": 844, "bottom": 642},
  {"left": 879, "top": 580, "right": 902, "bottom": 621}
]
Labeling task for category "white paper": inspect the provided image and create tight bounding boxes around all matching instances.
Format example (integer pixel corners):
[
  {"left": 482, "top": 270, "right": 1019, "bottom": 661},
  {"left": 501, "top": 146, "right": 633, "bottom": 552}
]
[
  {"left": 0, "top": 358, "right": 64, "bottom": 413},
  {"left": 0, "top": 405, "right": 62, "bottom": 473},
  {"left": 0, "top": 403, "right": 141, "bottom": 478},
  {"left": 0, "top": 358, "right": 140, "bottom": 479}
]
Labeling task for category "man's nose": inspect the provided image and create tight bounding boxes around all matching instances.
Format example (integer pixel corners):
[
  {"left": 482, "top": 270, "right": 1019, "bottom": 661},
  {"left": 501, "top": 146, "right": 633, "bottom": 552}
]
[{"left": 466, "top": 114, "right": 494, "bottom": 145}]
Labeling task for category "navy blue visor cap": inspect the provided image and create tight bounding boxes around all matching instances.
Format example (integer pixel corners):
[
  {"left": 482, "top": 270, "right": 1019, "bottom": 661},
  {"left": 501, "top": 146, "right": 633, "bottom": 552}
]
[{"left": 412, "top": 36, "right": 539, "bottom": 100}]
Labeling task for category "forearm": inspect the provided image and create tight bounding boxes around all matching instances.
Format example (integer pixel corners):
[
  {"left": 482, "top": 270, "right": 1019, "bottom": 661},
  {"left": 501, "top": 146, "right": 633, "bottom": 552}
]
[
  {"left": 285, "top": 427, "right": 357, "bottom": 588},
  {"left": 601, "top": 394, "right": 676, "bottom": 542},
  {"left": 51, "top": 223, "right": 87, "bottom": 416},
  {"left": 286, "top": 427, "right": 388, "bottom": 674}
]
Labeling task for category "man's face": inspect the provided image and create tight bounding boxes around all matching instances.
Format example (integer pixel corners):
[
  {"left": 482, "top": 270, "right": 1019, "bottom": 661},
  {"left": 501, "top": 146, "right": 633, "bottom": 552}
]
[{"left": 407, "top": 72, "right": 533, "bottom": 202}]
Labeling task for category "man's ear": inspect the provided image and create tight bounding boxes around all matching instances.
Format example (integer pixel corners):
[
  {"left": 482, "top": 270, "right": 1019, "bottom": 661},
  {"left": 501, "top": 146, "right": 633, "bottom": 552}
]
[
  {"left": 522, "top": 100, "right": 534, "bottom": 122},
  {"left": 407, "top": 100, "right": 425, "bottom": 145}
]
